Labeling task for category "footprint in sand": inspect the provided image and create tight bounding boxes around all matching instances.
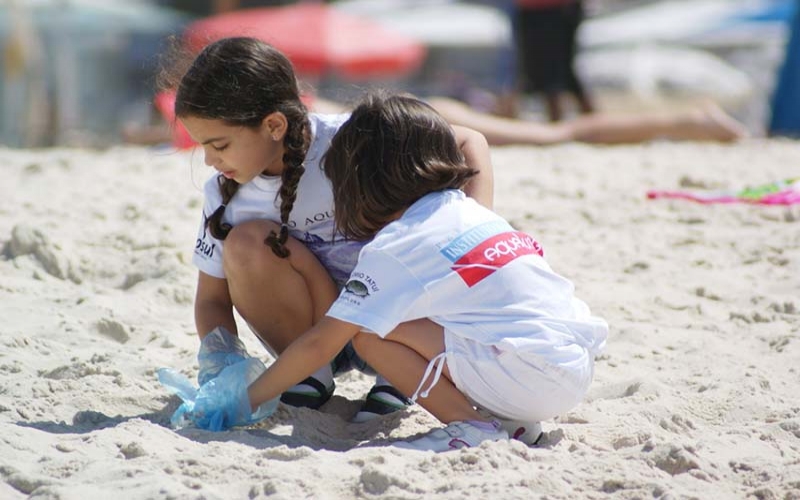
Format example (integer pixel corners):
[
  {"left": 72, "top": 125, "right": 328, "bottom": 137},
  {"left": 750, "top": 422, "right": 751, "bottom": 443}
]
[
  {"left": 587, "top": 379, "right": 660, "bottom": 402},
  {"left": 94, "top": 318, "right": 130, "bottom": 343},
  {"left": 4, "top": 224, "right": 81, "bottom": 283}
]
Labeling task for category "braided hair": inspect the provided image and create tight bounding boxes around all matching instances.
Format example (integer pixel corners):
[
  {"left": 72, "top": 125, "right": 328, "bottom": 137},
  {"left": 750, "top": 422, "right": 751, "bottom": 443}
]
[{"left": 173, "top": 37, "right": 310, "bottom": 258}]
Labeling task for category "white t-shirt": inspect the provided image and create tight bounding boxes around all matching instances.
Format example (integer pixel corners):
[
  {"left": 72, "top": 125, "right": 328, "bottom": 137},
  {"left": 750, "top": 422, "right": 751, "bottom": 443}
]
[
  {"left": 192, "top": 112, "right": 366, "bottom": 286},
  {"left": 327, "top": 190, "right": 608, "bottom": 363}
]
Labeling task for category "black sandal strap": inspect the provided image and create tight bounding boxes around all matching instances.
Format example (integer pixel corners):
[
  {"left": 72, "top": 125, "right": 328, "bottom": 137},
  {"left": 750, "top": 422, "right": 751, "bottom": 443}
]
[
  {"left": 366, "top": 385, "right": 411, "bottom": 404},
  {"left": 295, "top": 376, "right": 330, "bottom": 396},
  {"left": 280, "top": 377, "right": 334, "bottom": 410}
]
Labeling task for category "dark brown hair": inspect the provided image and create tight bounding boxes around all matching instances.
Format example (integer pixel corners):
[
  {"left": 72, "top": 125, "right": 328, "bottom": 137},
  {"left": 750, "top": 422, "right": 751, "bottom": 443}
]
[
  {"left": 322, "top": 92, "right": 478, "bottom": 241},
  {"left": 167, "top": 37, "right": 310, "bottom": 257}
]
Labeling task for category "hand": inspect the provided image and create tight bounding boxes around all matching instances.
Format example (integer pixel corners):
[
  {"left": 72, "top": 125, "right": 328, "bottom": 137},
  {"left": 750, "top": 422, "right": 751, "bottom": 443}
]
[
  {"left": 197, "top": 326, "right": 250, "bottom": 386},
  {"left": 190, "top": 357, "right": 278, "bottom": 431}
]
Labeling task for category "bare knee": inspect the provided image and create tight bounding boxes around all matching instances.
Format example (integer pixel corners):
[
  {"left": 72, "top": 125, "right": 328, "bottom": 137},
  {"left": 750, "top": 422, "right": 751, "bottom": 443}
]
[{"left": 222, "top": 220, "right": 285, "bottom": 275}]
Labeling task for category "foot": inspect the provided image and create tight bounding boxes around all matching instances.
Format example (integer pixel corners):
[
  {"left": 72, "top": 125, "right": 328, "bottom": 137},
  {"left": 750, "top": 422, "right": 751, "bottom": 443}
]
[
  {"left": 394, "top": 421, "right": 508, "bottom": 452},
  {"left": 475, "top": 407, "right": 543, "bottom": 446},
  {"left": 280, "top": 376, "right": 335, "bottom": 410},
  {"left": 351, "top": 385, "right": 412, "bottom": 423},
  {"left": 495, "top": 418, "right": 543, "bottom": 446},
  {"left": 683, "top": 102, "right": 749, "bottom": 142}
]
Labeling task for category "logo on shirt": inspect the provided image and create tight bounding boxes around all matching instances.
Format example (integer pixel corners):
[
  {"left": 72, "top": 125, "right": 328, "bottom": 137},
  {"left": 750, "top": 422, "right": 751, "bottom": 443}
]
[
  {"left": 440, "top": 222, "right": 543, "bottom": 287},
  {"left": 195, "top": 237, "right": 216, "bottom": 259},
  {"left": 343, "top": 272, "right": 380, "bottom": 300},
  {"left": 344, "top": 279, "right": 370, "bottom": 297},
  {"left": 304, "top": 210, "right": 334, "bottom": 226},
  {"left": 195, "top": 211, "right": 216, "bottom": 259}
]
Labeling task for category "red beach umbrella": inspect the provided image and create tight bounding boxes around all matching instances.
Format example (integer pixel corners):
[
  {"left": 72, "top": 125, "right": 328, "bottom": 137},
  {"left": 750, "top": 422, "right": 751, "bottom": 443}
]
[{"left": 183, "top": 3, "right": 426, "bottom": 80}]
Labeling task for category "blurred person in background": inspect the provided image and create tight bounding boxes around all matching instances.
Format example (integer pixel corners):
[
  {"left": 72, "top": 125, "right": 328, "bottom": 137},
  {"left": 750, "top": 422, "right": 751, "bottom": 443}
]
[
  {"left": 511, "top": 0, "right": 594, "bottom": 122},
  {"left": 129, "top": 90, "right": 747, "bottom": 147},
  {"left": 126, "top": 1, "right": 747, "bottom": 147},
  {"left": 438, "top": 0, "right": 745, "bottom": 143}
]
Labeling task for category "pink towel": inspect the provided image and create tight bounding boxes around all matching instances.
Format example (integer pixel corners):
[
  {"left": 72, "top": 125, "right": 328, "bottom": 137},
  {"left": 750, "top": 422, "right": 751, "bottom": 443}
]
[{"left": 647, "top": 178, "right": 800, "bottom": 205}]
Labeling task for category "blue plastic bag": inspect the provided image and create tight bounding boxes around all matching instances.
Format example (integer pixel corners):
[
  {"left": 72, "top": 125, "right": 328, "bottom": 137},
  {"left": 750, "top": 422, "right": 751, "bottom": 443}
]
[
  {"left": 197, "top": 326, "right": 250, "bottom": 386},
  {"left": 158, "top": 358, "right": 278, "bottom": 431}
]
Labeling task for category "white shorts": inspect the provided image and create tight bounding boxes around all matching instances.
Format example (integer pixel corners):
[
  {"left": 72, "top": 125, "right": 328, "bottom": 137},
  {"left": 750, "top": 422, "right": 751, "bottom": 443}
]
[{"left": 444, "top": 330, "right": 594, "bottom": 422}]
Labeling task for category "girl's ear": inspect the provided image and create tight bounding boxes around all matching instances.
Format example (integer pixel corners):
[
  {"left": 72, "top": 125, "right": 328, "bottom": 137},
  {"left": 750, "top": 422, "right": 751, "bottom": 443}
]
[{"left": 263, "top": 112, "right": 288, "bottom": 141}]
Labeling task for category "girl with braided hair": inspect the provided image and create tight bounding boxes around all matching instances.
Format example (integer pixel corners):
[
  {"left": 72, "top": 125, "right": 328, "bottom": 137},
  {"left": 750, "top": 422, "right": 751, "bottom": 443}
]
[
  {"left": 171, "top": 37, "right": 495, "bottom": 422},
  {"left": 191, "top": 92, "right": 607, "bottom": 452}
]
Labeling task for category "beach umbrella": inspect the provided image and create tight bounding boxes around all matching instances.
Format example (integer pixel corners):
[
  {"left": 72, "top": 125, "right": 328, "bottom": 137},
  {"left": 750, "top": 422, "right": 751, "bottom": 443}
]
[{"left": 183, "top": 2, "right": 426, "bottom": 80}]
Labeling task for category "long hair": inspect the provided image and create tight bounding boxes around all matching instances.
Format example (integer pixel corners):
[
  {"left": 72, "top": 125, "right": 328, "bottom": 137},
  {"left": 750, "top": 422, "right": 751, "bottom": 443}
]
[
  {"left": 323, "top": 92, "right": 478, "bottom": 241},
  {"left": 170, "top": 37, "right": 310, "bottom": 257}
]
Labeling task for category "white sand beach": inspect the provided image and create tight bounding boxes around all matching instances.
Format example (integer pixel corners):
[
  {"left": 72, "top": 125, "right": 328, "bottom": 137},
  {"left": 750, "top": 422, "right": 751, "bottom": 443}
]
[{"left": 1, "top": 139, "right": 799, "bottom": 499}]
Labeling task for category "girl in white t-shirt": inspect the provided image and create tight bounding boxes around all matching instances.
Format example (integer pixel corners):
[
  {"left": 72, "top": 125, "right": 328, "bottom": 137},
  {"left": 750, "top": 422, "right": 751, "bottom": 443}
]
[
  {"left": 200, "top": 91, "right": 608, "bottom": 451},
  {"left": 169, "top": 37, "right": 495, "bottom": 422}
]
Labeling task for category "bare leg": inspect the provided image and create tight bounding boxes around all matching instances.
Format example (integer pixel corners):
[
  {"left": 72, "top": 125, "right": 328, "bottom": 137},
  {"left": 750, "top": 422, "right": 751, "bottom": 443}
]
[
  {"left": 222, "top": 220, "right": 338, "bottom": 353},
  {"left": 545, "top": 92, "right": 563, "bottom": 122},
  {"left": 428, "top": 96, "right": 571, "bottom": 146},
  {"left": 566, "top": 55, "right": 595, "bottom": 115},
  {"left": 492, "top": 91, "right": 521, "bottom": 119},
  {"left": 428, "top": 96, "right": 747, "bottom": 146},
  {"left": 566, "top": 101, "right": 749, "bottom": 144},
  {"left": 351, "top": 319, "right": 485, "bottom": 424},
  {"left": 575, "top": 93, "right": 595, "bottom": 115}
]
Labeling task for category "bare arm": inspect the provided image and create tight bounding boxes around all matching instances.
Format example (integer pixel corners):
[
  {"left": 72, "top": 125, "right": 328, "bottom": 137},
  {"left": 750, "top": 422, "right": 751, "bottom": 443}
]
[
  {"left": 247, "top": 316, "right": 360, "bottom": 409},
  {"left": 194, "top": 271, "right": 237, "bottom": 340},
  {"left": 452, "top": 125, "right": 494, "bottom": 209}
]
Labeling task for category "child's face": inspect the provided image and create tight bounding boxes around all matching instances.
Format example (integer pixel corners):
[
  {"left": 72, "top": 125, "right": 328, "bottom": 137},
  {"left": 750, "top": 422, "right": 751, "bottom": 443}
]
[{"left": 180, "top": 115, "right": 285, "bottom": 183}]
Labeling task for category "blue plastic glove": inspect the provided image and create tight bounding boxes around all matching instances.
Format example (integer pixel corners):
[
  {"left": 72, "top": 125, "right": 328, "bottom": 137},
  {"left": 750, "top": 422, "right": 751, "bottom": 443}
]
[
  {"left": 158, "top": 357, "right": 278, "bottom": 431},
  {"left": 197, "top": 326, "right": 250, "bottom": 386},
  {"left": 191, "top": 358, "right": 260, "bottom": 430}
]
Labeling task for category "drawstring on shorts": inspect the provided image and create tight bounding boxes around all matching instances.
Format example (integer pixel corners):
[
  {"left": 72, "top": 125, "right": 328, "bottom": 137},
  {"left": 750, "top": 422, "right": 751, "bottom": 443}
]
[{"left": 410, "top": 352, "right": 448, "bottom": 403}]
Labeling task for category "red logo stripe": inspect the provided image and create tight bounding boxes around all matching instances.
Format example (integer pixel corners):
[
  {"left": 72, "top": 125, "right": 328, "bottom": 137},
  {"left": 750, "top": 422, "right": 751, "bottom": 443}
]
[{"left": 452, "top": 231, "right": 542, "bottom": 287}]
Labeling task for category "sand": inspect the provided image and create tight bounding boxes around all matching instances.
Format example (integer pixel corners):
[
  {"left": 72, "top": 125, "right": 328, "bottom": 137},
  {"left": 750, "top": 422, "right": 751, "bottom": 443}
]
[{"left": 1, "top": 139, "right": 799, "bottom": 499}]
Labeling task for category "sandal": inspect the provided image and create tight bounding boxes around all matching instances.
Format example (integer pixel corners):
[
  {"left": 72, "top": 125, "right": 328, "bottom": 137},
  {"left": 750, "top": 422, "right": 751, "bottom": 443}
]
[
  {"left": 351, "top": 384, "right": 412, "bottom": 423},
  {"left": 280, "top": 376, "right": 335, "bottom": 410}
]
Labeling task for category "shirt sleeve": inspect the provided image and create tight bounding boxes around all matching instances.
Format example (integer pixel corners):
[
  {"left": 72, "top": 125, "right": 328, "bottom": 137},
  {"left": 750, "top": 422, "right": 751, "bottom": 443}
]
[
  {"left": 326, "top": 247, "right": 424, "bottom": 337},
  {"left": 191, "top": 179, "right": 226, "bottom": 279}
]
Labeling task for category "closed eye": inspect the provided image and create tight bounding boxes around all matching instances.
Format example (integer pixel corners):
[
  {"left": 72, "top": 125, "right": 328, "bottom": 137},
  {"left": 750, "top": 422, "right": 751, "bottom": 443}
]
[{"left": 212, "top": 144, "right": 228, "bottom": 152}]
